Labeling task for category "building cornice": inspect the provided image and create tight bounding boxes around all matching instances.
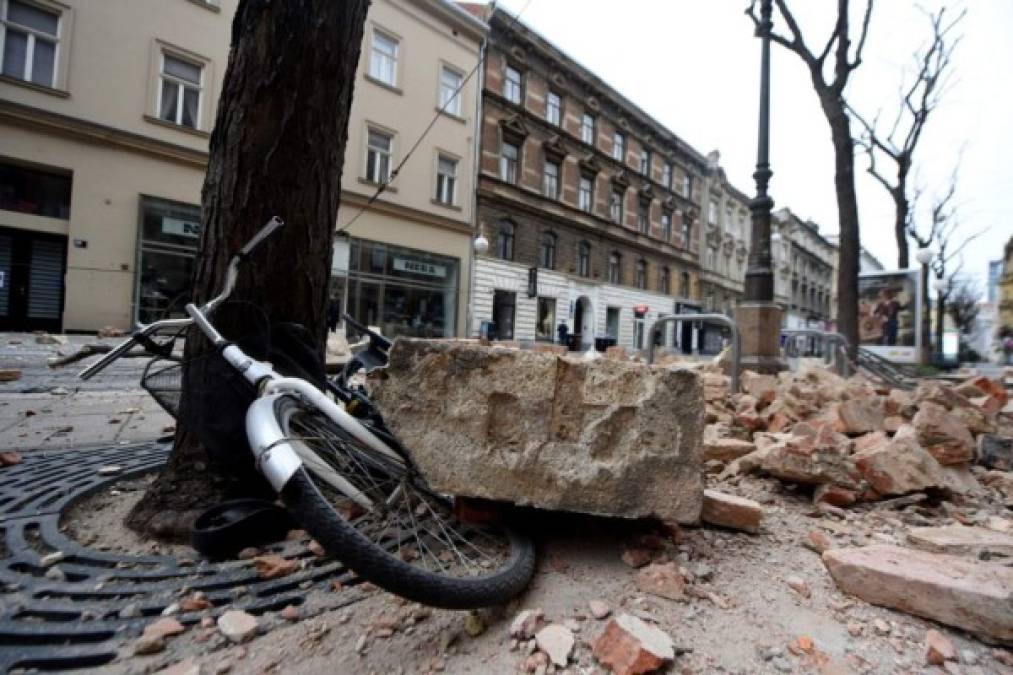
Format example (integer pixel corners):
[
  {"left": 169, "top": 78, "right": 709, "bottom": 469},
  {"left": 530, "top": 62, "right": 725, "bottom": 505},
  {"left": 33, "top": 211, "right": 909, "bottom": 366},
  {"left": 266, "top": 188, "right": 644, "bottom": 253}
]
[{"left": 0, "top": 99, "right": 209, "bottom": 168}]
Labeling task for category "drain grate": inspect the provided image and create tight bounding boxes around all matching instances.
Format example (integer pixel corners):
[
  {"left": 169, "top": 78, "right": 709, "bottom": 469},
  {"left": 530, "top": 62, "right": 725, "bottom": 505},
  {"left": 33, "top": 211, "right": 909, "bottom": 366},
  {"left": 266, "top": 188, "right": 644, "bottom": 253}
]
[{"left": 0, "top": 441, "right": 360, "bottom": 672}]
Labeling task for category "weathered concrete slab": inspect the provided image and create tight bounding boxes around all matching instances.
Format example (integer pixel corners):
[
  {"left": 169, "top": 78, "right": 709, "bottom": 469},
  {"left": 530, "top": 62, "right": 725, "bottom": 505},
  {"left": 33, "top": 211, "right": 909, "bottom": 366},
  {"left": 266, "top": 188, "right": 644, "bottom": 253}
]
[
  {"left": 823, "top": 545, "right": 1013, "bottom": 643},
  {"left": 907, "top": 525, "right": 1013, "bottom": 558},
  {"left": 370, "top": 340, "right": 705, "bottom": 523}
]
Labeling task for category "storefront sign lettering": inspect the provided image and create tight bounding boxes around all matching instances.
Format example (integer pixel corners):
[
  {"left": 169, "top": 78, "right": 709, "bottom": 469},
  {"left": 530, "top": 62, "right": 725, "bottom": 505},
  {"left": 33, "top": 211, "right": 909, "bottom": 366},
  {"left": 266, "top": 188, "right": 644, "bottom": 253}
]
[
  {"left": 162, "top": 217, "right": 201, "bottom": 238},
  {"left": 393, "top": 257, "right": 446, "bottom": 278}
]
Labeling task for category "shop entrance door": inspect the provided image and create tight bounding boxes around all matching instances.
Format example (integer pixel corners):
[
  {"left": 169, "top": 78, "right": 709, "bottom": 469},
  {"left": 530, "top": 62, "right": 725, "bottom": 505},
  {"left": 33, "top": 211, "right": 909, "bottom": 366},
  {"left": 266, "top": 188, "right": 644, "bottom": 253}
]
[{"left": 0, "top": 227, "right": 66, "bottom": 333}]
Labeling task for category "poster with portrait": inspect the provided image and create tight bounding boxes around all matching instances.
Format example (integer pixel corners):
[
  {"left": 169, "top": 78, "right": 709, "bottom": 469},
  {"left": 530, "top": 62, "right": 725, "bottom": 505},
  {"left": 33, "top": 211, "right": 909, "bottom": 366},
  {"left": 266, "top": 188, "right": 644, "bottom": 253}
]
[{"left": 858, "top": 270, "right": 920, "bottom": 363}]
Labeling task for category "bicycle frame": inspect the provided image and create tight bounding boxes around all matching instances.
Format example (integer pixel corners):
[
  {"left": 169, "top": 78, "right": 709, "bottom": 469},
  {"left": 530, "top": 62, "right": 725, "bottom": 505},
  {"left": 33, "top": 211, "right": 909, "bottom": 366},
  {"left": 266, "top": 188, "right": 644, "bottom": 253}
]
[{"left": 78, "top": 217, "right": 405, "bottom": 509}]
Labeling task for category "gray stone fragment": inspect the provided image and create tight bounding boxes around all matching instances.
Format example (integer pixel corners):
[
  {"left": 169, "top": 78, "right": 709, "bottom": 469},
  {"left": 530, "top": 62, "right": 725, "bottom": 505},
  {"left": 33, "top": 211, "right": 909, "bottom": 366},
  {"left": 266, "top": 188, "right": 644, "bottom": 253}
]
[{"left": 370, "top": 341, "right": 705, "bottom": 523}]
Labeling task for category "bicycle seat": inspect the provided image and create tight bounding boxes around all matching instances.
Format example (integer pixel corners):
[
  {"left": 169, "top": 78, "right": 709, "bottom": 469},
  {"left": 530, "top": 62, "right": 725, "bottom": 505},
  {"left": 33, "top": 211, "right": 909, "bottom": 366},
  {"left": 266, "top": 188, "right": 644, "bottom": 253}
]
[{"left": 191, "top": 498, "right": 296, "bottom": 559}]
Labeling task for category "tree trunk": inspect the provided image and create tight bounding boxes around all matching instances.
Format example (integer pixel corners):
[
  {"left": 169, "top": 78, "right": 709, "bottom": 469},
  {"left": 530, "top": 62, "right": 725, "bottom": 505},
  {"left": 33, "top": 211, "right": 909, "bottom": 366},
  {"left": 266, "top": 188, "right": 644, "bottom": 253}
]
[
  {"left": 126, "top": 0, "right": 370, "bottom": 540},
  {"left": 822, "top": 99, "right": 861, "bottom": 359},
  {"left": 894, "top": 189, "right": 909, "bottom": 269},
  {"left": 935, "top": 290, "right": 946, "bottom": 362}
]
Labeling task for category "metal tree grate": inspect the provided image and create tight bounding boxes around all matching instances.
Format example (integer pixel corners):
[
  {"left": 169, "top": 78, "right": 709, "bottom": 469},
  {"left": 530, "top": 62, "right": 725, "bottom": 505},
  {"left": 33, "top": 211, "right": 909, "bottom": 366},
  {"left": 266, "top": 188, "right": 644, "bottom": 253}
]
[{"left": 0, "top": 441, "right": 362, "bottom": 672}]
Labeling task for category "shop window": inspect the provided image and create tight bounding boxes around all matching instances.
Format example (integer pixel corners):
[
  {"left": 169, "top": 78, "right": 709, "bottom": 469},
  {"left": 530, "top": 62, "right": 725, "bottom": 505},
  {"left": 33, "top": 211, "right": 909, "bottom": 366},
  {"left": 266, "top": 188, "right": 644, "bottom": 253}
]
[
  {"left": 0, "top": 161, "right": 70, "bottom": 218},
  {"left": 136, "top": 196, "right": 201, "bottom": 324},
  {"left": 1, "top": 0, "right": 60, "bottom": 88},
  {"left": 535, "top": 297, "right": 555, "bottom": 341},
  {"left": 492, "top": 290, "right": 515, "bottom": 340}
]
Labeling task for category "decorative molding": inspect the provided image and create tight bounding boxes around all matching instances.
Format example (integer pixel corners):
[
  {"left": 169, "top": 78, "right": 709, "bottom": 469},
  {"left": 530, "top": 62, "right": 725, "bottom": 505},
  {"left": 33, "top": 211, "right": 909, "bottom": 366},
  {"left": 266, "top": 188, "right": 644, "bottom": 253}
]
[
  {"left": 542, "top": 134, "right": 567, "bottom": 162},
  {"left": 585, "top": 96, "right": 600, "bottom": 112},
  {"left": 578, "top": 154, "right": 602, "bottom": 175},
  {"left": 499, "top": 114, "right": 529, "bottom": 143},
  {"left": 610, "top": 170, "right": 630, "bottom": 188}
]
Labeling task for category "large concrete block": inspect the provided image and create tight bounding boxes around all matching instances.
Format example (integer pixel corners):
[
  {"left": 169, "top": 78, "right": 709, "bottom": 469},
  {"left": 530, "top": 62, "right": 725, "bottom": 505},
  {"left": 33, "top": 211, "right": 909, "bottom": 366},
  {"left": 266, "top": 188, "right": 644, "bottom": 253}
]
[{"left": 370, "top": 340, "right": 705, "bottom": 523}]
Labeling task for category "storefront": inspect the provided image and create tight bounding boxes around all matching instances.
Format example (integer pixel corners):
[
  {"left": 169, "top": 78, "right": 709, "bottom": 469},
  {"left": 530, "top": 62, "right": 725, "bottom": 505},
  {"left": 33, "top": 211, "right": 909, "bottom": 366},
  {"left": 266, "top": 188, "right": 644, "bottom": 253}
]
[
  {"left": 334, "top": 237, "right": 460, "bottom": 339},
  {"left": 134, "top": 196, "right": 201, "bottom": 325}
]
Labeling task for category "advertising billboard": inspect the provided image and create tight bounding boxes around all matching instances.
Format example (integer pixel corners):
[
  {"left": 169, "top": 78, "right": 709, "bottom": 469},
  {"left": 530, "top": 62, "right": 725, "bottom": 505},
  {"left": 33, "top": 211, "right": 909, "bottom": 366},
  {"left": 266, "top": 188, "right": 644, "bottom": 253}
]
[{"left": 858, "top": 269, "right": 921, "bottom": 363}]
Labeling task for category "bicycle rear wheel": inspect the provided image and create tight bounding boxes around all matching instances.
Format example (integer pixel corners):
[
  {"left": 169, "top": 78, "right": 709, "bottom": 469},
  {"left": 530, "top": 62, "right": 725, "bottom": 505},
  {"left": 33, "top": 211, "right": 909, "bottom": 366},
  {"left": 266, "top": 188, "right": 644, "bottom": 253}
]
[{"left": 270, "top": 395, "right": 535, "bottom": 609}]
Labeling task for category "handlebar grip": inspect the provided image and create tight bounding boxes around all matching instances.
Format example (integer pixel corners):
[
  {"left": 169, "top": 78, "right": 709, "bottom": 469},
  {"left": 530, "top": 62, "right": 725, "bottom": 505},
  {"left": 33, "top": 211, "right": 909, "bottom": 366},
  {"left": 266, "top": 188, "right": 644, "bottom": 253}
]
[{"left": 239, "top": 216, "right": 285, "bottom": 260}]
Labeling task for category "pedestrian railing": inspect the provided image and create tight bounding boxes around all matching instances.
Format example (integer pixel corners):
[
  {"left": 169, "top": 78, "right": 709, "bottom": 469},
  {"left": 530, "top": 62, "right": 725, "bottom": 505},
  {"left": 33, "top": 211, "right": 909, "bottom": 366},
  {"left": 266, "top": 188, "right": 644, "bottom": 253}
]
[
  {"left": 646, "top": 313, "right": 740, "bottom": 393},
  {"left": 780, "top": 329, "right": 850, "bottom": 377}
]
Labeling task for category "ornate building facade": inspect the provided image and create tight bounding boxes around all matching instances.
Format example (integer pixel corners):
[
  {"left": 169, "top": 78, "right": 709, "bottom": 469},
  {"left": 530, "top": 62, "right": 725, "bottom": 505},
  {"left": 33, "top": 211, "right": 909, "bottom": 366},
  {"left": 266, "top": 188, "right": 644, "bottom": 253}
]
[
  {"left": 463, "top": 4, "right": 708, "bottom": 352},
  {"left": 772, "top": 208, "right": 837, "bottom": 330}
]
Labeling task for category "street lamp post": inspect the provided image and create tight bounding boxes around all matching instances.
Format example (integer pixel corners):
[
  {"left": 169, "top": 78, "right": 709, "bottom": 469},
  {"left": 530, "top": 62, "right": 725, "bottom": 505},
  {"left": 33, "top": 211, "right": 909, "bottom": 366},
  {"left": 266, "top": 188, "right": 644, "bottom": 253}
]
[{"left": 735, "top": 0, "right": 785, "bottom": 373}]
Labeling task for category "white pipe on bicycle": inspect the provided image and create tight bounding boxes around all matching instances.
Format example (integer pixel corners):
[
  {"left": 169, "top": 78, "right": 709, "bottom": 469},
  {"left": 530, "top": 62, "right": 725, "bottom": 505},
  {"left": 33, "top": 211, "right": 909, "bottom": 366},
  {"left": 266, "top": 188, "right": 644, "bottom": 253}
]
[{"left": 263, "top": 377, "right": 405, "bottom": 466}]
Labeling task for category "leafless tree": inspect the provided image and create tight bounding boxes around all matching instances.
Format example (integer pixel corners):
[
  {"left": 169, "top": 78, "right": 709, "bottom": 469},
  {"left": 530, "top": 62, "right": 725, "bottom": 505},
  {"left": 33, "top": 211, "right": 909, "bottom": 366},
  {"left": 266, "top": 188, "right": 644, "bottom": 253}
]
[
  {"left": 747, "top": 0, "right": 874, "bottom": 356},
  {"left": 127, "top": 0, "right": 370, "bottom": 539},
  {"left": 851, "top": 5, "right": 965, "bottom": 268},
  {"left": 947, "top": 277, "right": 981, "bottom": 338}
]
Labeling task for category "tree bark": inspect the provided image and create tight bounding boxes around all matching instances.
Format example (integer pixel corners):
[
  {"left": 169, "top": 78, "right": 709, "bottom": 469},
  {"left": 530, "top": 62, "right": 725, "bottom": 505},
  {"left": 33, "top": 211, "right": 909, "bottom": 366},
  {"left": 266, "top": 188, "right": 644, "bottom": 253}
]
[{"left": 126, "top": 0, "right": 370, "bottom": 540}]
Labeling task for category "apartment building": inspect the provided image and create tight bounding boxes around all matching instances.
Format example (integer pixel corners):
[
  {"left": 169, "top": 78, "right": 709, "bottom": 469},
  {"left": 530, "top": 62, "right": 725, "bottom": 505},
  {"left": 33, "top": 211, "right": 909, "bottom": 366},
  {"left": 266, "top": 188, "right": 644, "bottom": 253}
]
[
  {"left": 773, "top": 207, "right": 837, "bottom": 330},
  {"left": 462, "top": 4, "right": 707, "bottom": 353},
  {"left": 697, "top": 150, "right": 751, "bottom": 353},
  {"left": 0, "top": 0, "right": 486, "bottom": 335}
]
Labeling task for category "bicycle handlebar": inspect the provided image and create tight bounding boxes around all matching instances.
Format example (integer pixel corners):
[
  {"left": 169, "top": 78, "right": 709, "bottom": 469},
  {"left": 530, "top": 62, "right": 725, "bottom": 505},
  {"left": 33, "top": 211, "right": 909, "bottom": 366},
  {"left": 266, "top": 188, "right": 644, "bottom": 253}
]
[{"left": 239, "top": 216, "right": 285, "bottom": 260}]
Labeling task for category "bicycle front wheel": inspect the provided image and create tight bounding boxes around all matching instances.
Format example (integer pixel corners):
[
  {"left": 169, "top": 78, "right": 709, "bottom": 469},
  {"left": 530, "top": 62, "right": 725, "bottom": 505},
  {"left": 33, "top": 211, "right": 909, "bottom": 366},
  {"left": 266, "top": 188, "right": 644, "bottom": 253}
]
[{"left": 268, "top": 395, "right": 536, "bottom": 609}]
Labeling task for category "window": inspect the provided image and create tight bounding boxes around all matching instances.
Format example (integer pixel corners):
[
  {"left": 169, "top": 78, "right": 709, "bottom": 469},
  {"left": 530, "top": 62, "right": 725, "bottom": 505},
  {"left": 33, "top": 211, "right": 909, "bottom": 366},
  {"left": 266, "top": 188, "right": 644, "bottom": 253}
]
[
  {"left": 496, "top": 220, "right": 514, "bottom": 261},
  {"left": 708, "top": 199, "right": 718, "bottom": 226},
  {"left": 439, "top": 65, "right": 463, "bottom": 115},
  {"left": 682, "top": 174, "right": 692, "bottom": 198},
  {"left": 542, "top": 160, "right": 560, "bottom": 199},
  {"left": 500, "top": 141, "right": 519, "bottom": 183},
  {"left": 610, "top": 188, "right": 624, "bottom": 224},
  {"left": 662, "top": 162, "right": 672, "bottom": 189},
  {"left": 608, "top": 252, "right": 621, "bottom": 284},
  {"left": 680, "top": 271, "right": 690, "bottom": 297},
  {"left": 159, "top": 53, "right": 203, "bottom": 129},
  {"left": 435, "top": 154, "right": 457, "bottom": 205},
  {"left": 639, "top": 149, "right": 650, "bottom": 175},
  {"left": 504, "top": 65, "right": 522, "bottom": 104},
  {"left": 725, "top": 205, "right": 733, "bottom": 233},
  {"left": 637, "top": 200, "right": 649, "bottom": 234},
  {"left": 578, "top": 176, "right": 593, "bottom": 212},
  {"left": 492, "top": 290, "right": 516, "bottom": 340},
  {"left": 606, "top": 307, "right": 620, "bottom": 339},
  {"left": 369, "top": 29, "right": 398, "bottom": 86},
  {"left": 577, "top": 241, "right": 591, "bottom": 277},
  {"left": 612, "top": 132, "right": 625, "bottom": 161},
  {"left": 546, "top": 91, "right": 562, "bottom": 126},
  {"left": 536, "top": 297, "right": 556, "bottom": 341},
  {"left": 1, "top": 0, "right": 59, "bottom": 88},
  {"left": 0, "top": 161, "right": 71, "bottom": 218},
  {"left": 661, "top": 211, "right": 672, "bottom": 241},
  {"left": 366, "top": 128, "right": 392, "bottom": 183},
  {"left": 707, "top": 247, "right": 717, "bottom": 271},
  {"left": 682, "top": 217, "right": 692, "bottom": 248},
  {"left": 539, "top": 231, "right": 556, "bottom": 269},
  {"left": 660, "top": 266, "right": 670, "bottom": 294},
  {"left": 581, "top": 113, "right": 595, "bottom": 145},
  {"left": 635, "top": 259, "right": 647, "bottom": 289}
]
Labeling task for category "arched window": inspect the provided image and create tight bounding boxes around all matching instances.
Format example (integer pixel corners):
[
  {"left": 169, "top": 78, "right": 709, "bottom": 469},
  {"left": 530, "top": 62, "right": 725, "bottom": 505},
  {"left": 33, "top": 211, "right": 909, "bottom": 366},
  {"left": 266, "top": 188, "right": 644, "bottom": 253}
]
[
  {"left": 539, "top": 231, "right": 557, "bottom": 269},
  {"left": 660, "top": 266, "right": 670, "bottom": 295},
  {"left": 577, "top": 241, "right": 591, "bottom": 277},
  {"left": 608, "top": 252, "right": 622, "bottom": 284},
  {"left": 635, "top": 259, "right": 647, "bottom": 289},
  {"left": 496, "top": 220, "right": 514, "bottom": 260}
]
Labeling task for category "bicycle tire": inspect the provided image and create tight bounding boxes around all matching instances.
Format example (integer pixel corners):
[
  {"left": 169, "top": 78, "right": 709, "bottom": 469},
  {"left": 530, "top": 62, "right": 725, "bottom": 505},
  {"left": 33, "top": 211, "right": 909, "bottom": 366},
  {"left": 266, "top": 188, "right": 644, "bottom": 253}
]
[{"left": 270, "top": 395, "right": 536, "bottom": 609}]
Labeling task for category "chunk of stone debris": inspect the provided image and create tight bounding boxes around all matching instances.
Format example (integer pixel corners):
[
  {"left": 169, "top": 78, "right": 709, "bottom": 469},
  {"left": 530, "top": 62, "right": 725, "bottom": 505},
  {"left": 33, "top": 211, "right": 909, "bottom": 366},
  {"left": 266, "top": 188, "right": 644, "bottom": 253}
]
[
  {"left": 159, "top": 659, "right": 201, "bottom": 675},
  {"left": 911, "top": 401, "right": 975, "bottom": 465},
  {"left": 535, "top": 623, "right": 575, "bottom": 667},
  {"left": 907, "top": 524, "right": 1013, "bottom": 558},
  {"left": 217, "top": 610, "right": 258, "bottom": 643},
  {"left": 635, "top": 562, "right": 686, "bottom": 601},
  {"left": 369, "top": 340, "right": 705, "bottom": 523},
  {"left": 593, "top": 613, "right": 675, "bottom": 675},
  {"left": 851, "top": 427, "right": 950, "bottom": 496},
  {"left": 133, "top": 633, "right": 165, "bottom": 655},
  {"left": 510, "top": 609, "right": 545, "bottom": 640},
  {"left": 978, "top": 434, "right": 1013, "bottom": 471},
  {"left": 589, "top": 600, "right": 611, "bottom": 620},
  {"left": 925, "top": 629, "right": 957, "bottom": 666},
  {"left": 0, "top": 451, "right": 22, "bottom": 467},
  {"left": 701, "top": 489, "right": 763, "bottom": 534},
  {"left": 39, "top": 552, "right": 64, "bottom": 567},
  {"left": 835, "top": 398, "right": 885, "bottom": 435},
  {"left": 144, "top": 617, "right": 185, "bottom": 641},
  {"left": 822, "top": 545, "right": 1013, "bottom": 642},
  {"left": 702, "top": 438, "right": 756, "bottom": 462},
  {"left": 252, "top": 554, "right": 299, "bottom": 580},
  {"left": 0, "top": 368, "right": 22, "bottom": 382}
]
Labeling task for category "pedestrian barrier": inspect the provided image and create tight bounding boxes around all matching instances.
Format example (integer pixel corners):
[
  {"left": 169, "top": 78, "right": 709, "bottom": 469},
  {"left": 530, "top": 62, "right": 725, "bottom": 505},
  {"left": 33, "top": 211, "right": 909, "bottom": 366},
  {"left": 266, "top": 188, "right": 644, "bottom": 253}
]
[
  {"left": 646, "top": 313, "right": 740, "bottom": 393},
  {"left": 780, "top": 329, "right": 850, "bottom": 377}
]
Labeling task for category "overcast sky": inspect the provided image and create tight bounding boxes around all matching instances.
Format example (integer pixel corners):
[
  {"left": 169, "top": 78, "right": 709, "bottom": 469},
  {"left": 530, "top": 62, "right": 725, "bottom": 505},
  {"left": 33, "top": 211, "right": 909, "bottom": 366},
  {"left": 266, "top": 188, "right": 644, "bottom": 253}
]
[{"left": 491, "top": 0, "right": 1012, "bottom": 290}]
